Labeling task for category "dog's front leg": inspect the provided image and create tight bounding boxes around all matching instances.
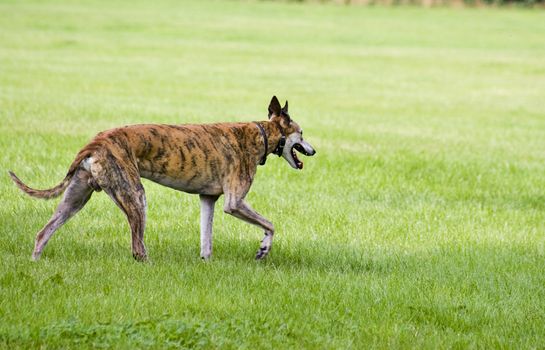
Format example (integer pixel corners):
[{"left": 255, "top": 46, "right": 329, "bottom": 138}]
[
  {"left": 200, "top": 194, "right": 219, "bottom": 260},
  {"left": 223, "top": 193, "right": 274, "bottom": 260}
]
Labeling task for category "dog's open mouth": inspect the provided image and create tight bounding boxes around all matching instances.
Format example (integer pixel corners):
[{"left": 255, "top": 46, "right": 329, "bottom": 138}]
[{"left": 292, "top": 143, "right": 309, "bottom": 169}]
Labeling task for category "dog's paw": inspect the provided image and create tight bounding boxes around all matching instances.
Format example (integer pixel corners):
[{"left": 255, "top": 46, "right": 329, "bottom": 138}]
[
  {"left": 132, "top": 253, "right": 148, "bottom": 262},
  {"left": 255, "top": 247, "right": 270, "bottom": 260},
  {"left": 31, "top": 250, "right": 42, "bottom": 262}
]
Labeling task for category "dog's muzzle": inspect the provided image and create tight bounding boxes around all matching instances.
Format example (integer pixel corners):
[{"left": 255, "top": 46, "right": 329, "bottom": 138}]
[
  {"left": 291, "top": 141, "right": 316, "bottom": 169},
  {"left": 294, "top": 143, "right": 315, "bottom": 156}
]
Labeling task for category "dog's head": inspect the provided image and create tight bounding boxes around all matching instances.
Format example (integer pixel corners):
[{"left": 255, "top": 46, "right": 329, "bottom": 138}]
[{"left": 268, "top": 96, "right": 316, "bottom": 170}]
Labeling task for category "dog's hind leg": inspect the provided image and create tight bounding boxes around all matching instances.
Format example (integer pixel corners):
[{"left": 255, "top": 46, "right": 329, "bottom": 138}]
[
  {"left": 102, "top": 184, "right": 147, "bottom": 261},
  {"left": 199, "top": 194, "right": 219, "bottom": 260},
  {"left": 92, "top": 156, "right": 148, "bottom": 261},
  {"left": 32, "top": 169, "right": 94, "bottom": 261},
  {"left": 223, "top": 191, "right": 274, "bottom": 260}
]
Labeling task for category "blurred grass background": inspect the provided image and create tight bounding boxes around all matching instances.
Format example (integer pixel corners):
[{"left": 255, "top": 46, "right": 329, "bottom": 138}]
[{"left": 1, "top": 0, "right": 545, "bottom": 348}]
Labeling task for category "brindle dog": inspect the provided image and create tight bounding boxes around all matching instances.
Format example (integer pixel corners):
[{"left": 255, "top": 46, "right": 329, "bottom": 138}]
[{"left": 9, "top": 96, "right": 316, "bottom": 261}]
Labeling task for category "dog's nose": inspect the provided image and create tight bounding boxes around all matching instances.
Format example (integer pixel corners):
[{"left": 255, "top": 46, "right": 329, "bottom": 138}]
[{"left": 309, "top": 149, "right": 316, "bottom": 156}]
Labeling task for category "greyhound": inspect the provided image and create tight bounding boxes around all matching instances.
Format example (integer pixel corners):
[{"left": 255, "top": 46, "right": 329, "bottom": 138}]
[{"left": 9, "top": 96, "right": 316, "bottom": 261}]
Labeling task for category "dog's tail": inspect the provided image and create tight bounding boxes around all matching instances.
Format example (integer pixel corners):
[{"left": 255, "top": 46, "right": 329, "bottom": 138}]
[{"left": 8, "top": 148, "right": 94, "bottom": 200}]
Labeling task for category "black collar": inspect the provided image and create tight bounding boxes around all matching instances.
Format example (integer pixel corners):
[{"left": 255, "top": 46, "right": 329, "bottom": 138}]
[
  {"left": 254, "top": 122, "right": 286, "bottom": 166},
  {"left": 254, "top": 122, "right": 268, "bottom": 165}
]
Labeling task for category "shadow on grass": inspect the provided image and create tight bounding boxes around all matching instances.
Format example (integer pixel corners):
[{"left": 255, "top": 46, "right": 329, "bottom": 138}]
[
  {"left": 10, "top": 222, "right": 545, "bottom": 282},
  {"left": 0, "top": 315, "right": 221, "bottom": 349},
  {"left": 511, "top": 194, "right": 545, "bottom": 211},
  {"left": 27, "top": 235, "right": 405, "bottom": 276}
]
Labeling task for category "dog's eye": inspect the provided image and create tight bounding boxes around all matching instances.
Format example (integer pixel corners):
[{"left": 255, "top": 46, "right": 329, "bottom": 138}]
[{"left": 300, "top": 129, "right": 303, "bottom": 136}]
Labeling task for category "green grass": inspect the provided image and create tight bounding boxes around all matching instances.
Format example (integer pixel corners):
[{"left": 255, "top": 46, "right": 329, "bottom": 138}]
[{"left": 1, "top": 0, "right": 545, "bottom": 348}]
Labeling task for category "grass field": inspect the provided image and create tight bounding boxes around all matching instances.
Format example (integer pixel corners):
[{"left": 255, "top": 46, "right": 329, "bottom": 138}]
[{"left": 1, "top": 0, "right": 545, "bottom": 348}]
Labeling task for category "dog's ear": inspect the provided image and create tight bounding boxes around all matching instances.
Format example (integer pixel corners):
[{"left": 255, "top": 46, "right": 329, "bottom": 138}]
[
  {"left": 268, "top": 96, "right": 281, "bottom": 119},
  {"left": 280, "top": 100, "right": 291, "bottom": 124}
]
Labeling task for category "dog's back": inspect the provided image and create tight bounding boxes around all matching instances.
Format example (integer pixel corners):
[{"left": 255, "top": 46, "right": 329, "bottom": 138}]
[{"left": 83, "top": 123, "right": 262, "bottom": 195}]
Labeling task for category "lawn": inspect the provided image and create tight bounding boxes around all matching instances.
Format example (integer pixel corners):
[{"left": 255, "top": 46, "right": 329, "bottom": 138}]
[{"left": 1, "top": 0, "right": 545, "bottom": 348}]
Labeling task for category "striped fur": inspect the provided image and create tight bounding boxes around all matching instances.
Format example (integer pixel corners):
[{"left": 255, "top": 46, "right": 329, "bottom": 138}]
[{"left": 9, "top": 96, "right": 315, "bottom": 261}]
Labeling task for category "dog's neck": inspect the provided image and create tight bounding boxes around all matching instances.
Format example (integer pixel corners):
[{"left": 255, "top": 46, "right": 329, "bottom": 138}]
[
  {"left": 255, "top": 120, "right": 285, "bottom": 164},
  {"left": 264, "top": 120, "right": 285, "bottom": 153}
]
